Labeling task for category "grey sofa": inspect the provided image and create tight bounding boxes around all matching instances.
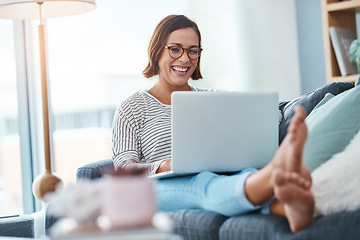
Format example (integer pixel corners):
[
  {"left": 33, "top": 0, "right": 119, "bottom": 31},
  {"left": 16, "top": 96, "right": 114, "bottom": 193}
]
[
  {"left": 0, "top": 215, "right": 34, "bottom": 238},
  {"left": 73, "top": 81, "right": 360, "bottom": 240},
  {"left": 76, "top": 160, "right": 360, "bottom": 240}
]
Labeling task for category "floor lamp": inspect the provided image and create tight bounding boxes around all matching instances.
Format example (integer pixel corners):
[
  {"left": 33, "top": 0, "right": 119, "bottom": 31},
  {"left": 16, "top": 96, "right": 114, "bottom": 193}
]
[{"left": 0, "top": 0, "right": 96, "bottom": 201}]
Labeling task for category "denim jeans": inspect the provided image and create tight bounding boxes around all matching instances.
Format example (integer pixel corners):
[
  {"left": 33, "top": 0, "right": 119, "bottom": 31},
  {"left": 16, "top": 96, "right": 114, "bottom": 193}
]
[{"left": 155, "top": 168, "right": 270, "bottom": 217}]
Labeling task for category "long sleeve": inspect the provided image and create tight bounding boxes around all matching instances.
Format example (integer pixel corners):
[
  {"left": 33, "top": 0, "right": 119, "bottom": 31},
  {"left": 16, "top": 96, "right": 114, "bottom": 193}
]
[
  {"left": 112, "top": 88, "right": 207, "bottom": 176},
  {"left": 112, "top": 94, "right": 164, "bottom": 175}
]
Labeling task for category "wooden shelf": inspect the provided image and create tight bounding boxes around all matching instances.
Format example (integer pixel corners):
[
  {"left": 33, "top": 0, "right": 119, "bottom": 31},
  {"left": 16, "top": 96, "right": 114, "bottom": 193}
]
[
  {"left": 321, "top": 0, "right": 359, "bottom": 83},
  {"left": 330, "top": 74, "right": 358, "bottom": 83},
  {"left": 327, "top": 1, "right": 360, "bottom": 12}
]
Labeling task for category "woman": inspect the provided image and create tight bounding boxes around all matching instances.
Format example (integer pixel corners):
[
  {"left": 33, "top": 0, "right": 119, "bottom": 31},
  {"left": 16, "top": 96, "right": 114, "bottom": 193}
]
[{"left": 112, "top": 14, "right": 314, "bottom": 233}]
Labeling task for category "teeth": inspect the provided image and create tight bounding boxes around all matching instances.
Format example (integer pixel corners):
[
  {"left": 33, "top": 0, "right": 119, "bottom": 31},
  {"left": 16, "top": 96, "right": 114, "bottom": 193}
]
[{"left": 172, "top": 66, "right": 188, "bottom": 72}]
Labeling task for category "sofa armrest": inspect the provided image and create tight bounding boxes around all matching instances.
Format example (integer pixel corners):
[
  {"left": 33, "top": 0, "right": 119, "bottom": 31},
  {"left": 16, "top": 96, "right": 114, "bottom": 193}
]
[
  {"left": 76, "top": 159, "right": 114, "bottom": 181},
  {"left": 0, "top": 214, "right": 34, "bottom": 238}
]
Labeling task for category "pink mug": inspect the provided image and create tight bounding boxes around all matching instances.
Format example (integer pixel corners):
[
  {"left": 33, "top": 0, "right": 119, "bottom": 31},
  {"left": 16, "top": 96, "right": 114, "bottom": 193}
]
[{"left": 100, "top": 175, "right": 157, "bottom": 229}]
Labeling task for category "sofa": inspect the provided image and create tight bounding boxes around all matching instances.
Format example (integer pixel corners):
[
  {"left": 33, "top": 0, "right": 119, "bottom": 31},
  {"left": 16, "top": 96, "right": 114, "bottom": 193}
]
[
  {"left": 0, "top": 214, "right": 34, "bottom": 238},
  {"left": 58, "top": 81, "right": 360, "bottom": 240},
  {"left": 76, "top": 162, "right": 360, "bottom": 240}
]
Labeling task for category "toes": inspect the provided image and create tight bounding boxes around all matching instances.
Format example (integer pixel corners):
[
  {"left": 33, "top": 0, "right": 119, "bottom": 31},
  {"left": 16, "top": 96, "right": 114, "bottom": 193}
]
[
  {"left": 294, "top": 106, "right": 307, "bottom": 119},
  {"left": 275, "top": 171, "right": 311, "bottom": 191},
  {"left": 288, "top": 172, "right": 311, "bottom": 190}
]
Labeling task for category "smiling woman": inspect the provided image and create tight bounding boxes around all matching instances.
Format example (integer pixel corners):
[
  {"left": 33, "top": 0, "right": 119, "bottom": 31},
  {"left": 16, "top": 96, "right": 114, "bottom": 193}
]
[{"left": 110, "top": 14, "right": 315, "bottom": 234}]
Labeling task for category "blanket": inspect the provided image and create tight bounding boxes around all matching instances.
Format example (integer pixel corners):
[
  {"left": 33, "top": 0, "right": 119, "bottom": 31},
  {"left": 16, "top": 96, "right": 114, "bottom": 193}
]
[{"left": 312, "top": 129, "right": 360, "bottom": 216}]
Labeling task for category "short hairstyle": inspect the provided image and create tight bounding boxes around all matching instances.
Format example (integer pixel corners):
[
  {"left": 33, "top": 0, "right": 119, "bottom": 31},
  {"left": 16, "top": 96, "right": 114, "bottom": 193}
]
[{"left": 143, "top": 15, "right": 203, "bottom": 80}]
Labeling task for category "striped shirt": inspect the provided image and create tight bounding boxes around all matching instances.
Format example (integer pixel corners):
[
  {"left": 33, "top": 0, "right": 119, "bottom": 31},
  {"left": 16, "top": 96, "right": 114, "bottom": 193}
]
[{"left": 112, "top": 86, "right": 208, "bottom": 175}]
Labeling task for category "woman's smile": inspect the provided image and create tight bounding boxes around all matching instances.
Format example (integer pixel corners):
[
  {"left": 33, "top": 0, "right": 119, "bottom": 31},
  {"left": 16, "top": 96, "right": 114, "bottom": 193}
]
[{"left": 172, "top": 65, "right": 190, "bottom": 75}]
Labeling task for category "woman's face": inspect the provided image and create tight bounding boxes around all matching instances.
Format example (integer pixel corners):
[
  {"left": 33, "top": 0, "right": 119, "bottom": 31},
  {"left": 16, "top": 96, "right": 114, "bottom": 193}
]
[{"left": 157, "top": 27, "right": 199, "bottom": 88}]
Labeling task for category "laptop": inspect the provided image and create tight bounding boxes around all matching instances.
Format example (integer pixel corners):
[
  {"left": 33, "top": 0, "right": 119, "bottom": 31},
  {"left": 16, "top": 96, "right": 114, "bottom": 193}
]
[{"left": 149, "top": 91, "right": 279, "bottom": 179}]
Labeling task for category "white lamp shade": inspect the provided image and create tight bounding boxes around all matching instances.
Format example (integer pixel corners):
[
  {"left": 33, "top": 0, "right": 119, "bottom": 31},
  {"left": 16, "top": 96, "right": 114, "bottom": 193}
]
[{"left": 0, "top": 0, "right": 96, "bottom": 19}]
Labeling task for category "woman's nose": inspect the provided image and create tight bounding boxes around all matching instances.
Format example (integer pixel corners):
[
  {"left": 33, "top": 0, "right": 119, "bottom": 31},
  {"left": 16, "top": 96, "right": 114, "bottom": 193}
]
[{"left": 179, "top": 50, "right": 190, "bottom": 62}]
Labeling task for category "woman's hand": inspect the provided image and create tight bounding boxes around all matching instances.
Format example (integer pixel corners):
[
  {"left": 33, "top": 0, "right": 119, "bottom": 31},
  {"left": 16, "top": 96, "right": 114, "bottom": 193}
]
[{"left": 156, "top": 159, "right": 172, "bottom": 173}]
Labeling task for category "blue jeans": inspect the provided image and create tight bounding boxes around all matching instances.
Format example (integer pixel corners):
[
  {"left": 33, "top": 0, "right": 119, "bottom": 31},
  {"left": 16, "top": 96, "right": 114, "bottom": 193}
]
[{"left": 155, "top": 168, "right": 271, "bottom": 217}]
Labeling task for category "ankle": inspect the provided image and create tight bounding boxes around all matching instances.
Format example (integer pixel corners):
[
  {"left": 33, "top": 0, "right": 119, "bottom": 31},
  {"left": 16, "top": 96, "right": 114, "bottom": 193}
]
[{"left": 244, "top": 168, "right": 274, "bottom": 206}]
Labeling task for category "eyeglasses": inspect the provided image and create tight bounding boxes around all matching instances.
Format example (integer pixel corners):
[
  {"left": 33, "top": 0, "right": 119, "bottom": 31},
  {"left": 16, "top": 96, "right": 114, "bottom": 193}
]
[{"left": 164, "top": 45, "right": 202, "bottom": 60}]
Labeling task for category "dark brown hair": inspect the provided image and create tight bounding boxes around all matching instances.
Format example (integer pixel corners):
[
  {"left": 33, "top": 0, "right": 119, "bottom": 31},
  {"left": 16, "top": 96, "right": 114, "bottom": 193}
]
[{"left": 143, "top": 15, "right": 203, "bottom": 80}]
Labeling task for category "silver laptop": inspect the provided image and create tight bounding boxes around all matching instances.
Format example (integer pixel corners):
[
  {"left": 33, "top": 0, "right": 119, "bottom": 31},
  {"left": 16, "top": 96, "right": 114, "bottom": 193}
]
[{"left": 149, "top": 91, "right": 279, "bottom": 179}]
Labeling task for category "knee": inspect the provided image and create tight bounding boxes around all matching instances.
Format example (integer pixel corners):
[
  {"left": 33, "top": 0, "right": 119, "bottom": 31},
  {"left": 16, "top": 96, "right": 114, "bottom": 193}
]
[{"left": 193, "top": 171, "right": 219, "bottom": 186}]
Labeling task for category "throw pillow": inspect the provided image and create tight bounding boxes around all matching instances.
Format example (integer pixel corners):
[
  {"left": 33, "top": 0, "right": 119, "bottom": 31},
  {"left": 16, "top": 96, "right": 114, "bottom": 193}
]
[
  {"left": 304, "top": 86, "right": 360, "bottom": 171},
  {"left": 278, "top": 82, "right": 354, "bottom": 144},
  {"left": 311, "top": 92, "right": 335, "bottom": 110},
  {"left": 312, "top": 129, "right": 360, "bottom": 216}
]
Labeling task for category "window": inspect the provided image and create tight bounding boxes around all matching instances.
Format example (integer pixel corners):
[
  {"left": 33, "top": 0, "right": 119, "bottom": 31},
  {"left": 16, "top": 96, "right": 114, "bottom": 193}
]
[{"left": 0, "top": 20, "right": 24, "bottom": 216}]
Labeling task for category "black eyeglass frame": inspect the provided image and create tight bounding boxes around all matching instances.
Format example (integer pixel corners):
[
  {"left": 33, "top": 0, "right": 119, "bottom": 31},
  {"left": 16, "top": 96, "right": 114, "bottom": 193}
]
[{"left": 164, "top": 45, "right": 203, "bottom": 60}]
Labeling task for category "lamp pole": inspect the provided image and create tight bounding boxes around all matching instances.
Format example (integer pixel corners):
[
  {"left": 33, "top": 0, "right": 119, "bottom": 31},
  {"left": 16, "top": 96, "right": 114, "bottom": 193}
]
[
  {"left": 32, "top": 2, "right": 62, "bottom": 201},
  {"left": 0, "top": 0, "right": 96, "bottom": 201}
]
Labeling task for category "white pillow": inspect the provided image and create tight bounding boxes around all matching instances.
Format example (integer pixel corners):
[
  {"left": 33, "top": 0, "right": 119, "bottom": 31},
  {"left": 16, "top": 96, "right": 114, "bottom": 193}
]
[{"left": 312, "top": 129, "right": 360, "bottom": 216}]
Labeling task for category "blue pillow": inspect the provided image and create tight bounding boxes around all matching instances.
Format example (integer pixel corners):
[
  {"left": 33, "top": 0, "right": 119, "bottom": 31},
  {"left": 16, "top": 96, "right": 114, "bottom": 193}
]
[
  {"left": 278, "top": 82, "right": 354, "bottom": 144},
  {"left": 304, "top": 86, "right": 360, "bottom": 171},
  {"left": 311, "top": 92, "right": 335, "bottom": 110}
]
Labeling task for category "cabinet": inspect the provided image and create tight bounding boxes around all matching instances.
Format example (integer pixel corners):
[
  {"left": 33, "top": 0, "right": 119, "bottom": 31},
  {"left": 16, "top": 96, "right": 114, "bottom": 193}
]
[{"left": 321, "top": 0, "right": 360, "bottom": 83}]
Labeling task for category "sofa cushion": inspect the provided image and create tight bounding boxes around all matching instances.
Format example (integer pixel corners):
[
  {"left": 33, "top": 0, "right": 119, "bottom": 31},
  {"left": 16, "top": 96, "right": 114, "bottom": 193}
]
[
  {"left": 278, "top": 82, "right": 353, "bottom": 144},
  {"left": 219, "top": 213, "right": 291, "bottom": 240},
  {"left": 166, "top": 210, "right": 228, "bottom": 240},
  {"left": 219, "top": 210, "right": 360, "bottom": 240},
  {"left": 304, "top": 86, "right": 360, "bottom": 171},
  {"left": 0, "top": 215, "right": 34, "bottom": 238}
]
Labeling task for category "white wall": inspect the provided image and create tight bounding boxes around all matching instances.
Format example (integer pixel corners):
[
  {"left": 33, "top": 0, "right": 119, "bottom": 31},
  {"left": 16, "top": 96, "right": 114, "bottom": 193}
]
[
  {"left": 189, "top": 0, "right": 301, "bottom": 101},
  {"left": 47, "top": 0, "right": 301, "bottom": 109}
]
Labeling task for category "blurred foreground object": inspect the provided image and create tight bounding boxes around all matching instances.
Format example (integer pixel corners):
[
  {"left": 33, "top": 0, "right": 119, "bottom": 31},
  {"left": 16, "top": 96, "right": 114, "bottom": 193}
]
[{"left": 47, "top": 174, "right": 174, "bottom": 239}]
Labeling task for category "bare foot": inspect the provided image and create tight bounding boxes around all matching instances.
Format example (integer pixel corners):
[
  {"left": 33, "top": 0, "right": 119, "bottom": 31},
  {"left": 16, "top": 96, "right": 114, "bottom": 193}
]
[
  {"left": 244, "top": 106, "right": 311, "bottom": 206},
  {"left": 271, "top": 106, "right": 310, "bottom": 181},
  {"left": 270, "top": 106, "right": 314, "bottom": 232},
  {"left": 272, "top": 169, "right": 314, "bottom": 233}
]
